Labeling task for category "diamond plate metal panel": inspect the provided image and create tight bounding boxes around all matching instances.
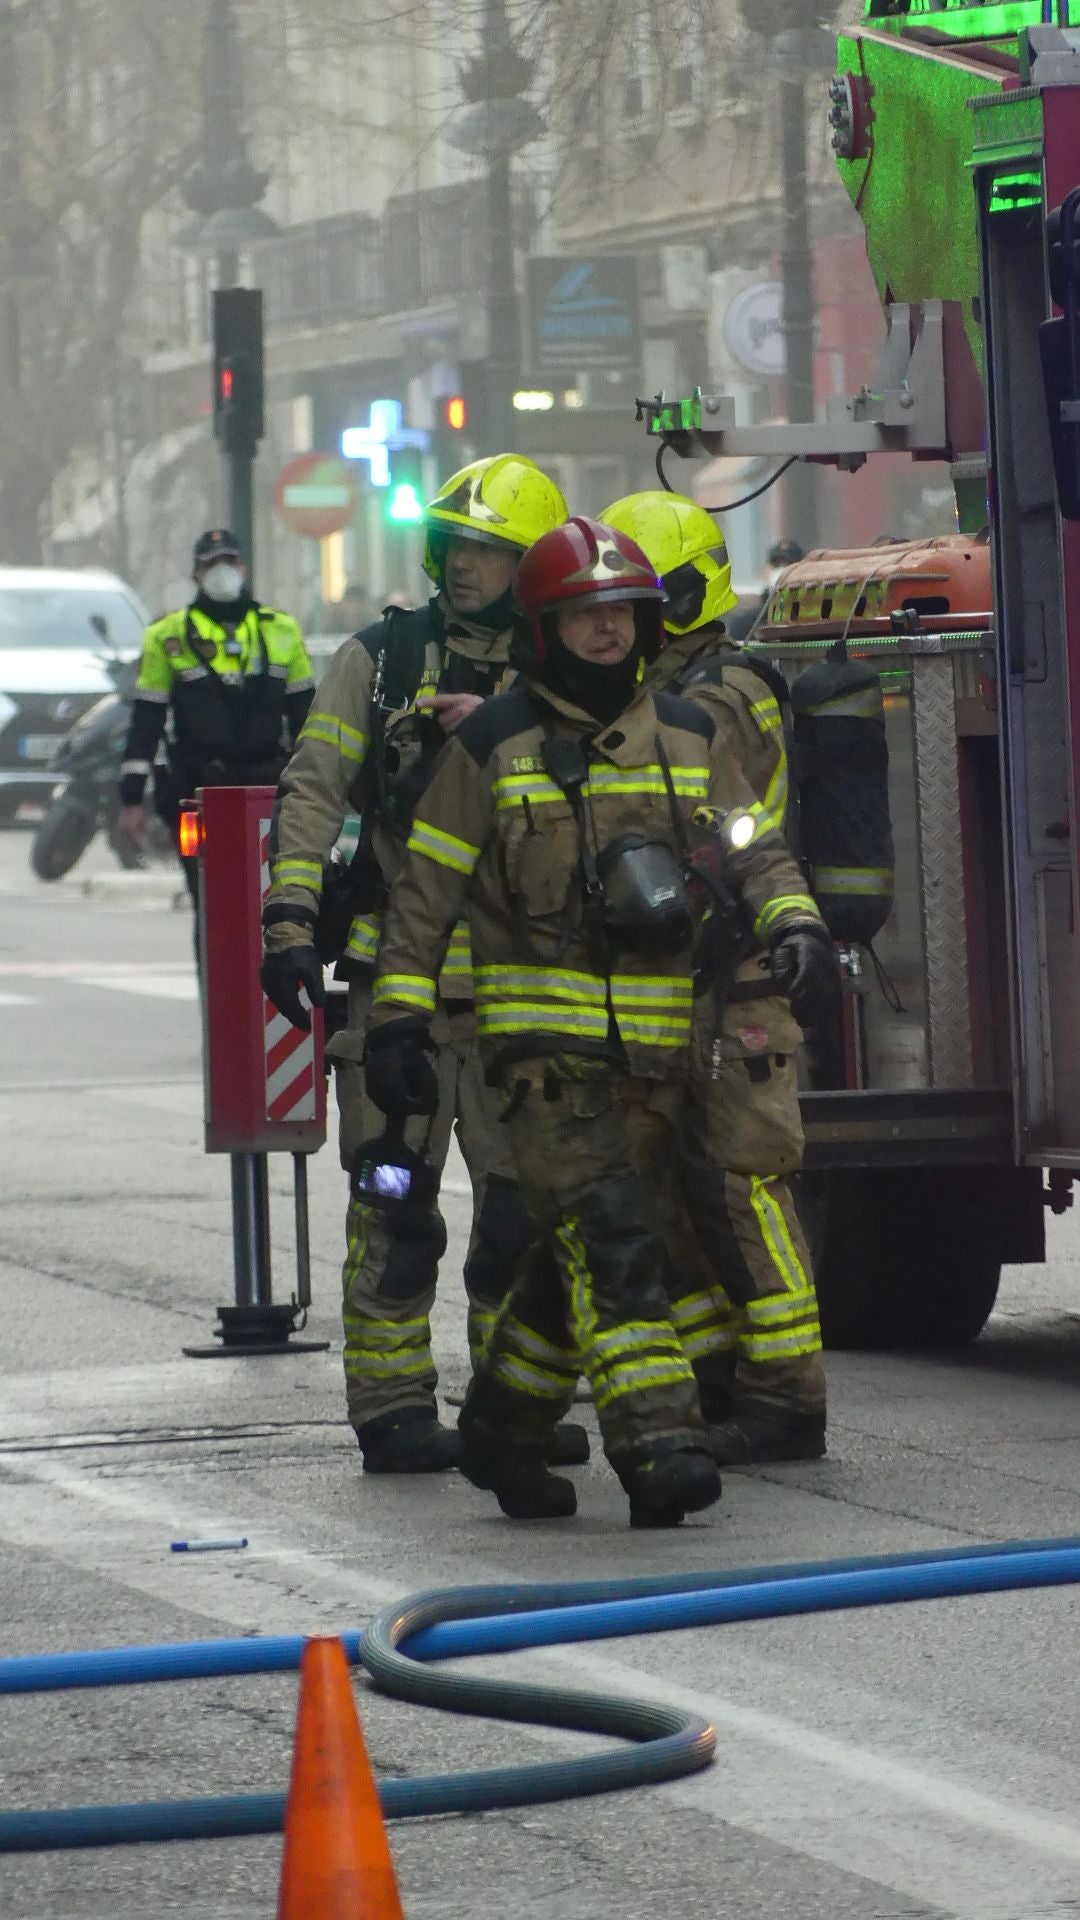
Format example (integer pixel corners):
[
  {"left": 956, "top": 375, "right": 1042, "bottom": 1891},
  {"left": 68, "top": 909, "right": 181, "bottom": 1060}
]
[{"left": 912, "top": 658, "right": 974, "bottom": 1088}]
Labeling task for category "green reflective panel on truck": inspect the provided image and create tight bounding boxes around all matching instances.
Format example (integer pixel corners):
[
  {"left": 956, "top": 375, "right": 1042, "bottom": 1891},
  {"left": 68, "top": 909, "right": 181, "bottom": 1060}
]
[{"left": 865, "top": 0, "right": 1061, "bottom": 35}]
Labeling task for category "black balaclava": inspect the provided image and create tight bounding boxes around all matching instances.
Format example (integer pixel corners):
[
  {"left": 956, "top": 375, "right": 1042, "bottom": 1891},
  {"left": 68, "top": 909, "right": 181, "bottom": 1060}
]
[{"left": 541, "top": 622, "right": 644, "bottom": 725}]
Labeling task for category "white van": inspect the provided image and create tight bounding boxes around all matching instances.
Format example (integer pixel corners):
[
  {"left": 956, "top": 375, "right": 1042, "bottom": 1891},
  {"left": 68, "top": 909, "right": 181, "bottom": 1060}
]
[{"left": 0, "top": 567, "right": 148, "bottom": 819}]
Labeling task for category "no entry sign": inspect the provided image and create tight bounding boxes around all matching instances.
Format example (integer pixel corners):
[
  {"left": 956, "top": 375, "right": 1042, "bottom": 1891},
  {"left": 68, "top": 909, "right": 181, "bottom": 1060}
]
[{"left": 274, "top": 453, "right": 358, "bottom": 539}]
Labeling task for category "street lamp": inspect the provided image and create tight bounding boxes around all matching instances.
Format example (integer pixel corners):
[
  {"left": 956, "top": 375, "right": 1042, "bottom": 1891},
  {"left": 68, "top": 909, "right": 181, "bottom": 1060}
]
[
  {"left": 453, "top": 0, "right": 544, "bottom": 452},
  {"left": 178, "top": 0, "right": 279, "bottom": 560}
]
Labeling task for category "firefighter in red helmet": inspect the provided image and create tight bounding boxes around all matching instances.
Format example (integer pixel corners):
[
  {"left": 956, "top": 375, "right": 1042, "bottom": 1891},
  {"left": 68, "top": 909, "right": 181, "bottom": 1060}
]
[{"left": 364, "top": 517, "right": 829, "bottom": 1526}]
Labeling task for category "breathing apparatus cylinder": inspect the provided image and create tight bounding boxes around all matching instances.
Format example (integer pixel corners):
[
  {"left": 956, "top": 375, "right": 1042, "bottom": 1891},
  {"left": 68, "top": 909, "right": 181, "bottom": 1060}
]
[{"left": 789, "top": 658, "right": 895, "bottom": 945}]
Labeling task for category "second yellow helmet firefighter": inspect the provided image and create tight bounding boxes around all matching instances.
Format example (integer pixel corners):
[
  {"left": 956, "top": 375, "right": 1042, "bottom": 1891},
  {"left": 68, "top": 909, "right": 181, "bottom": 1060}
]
[
  {"left": 424, "top": 454, "right": 568, "bottom": 583},
  {"left": 601, "top": 491, "right": 737, "bottom": 635}
]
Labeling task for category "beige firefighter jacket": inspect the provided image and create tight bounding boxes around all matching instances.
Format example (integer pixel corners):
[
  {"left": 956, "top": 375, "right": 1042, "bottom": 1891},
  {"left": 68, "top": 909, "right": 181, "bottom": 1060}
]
[
  {"left": 263, "top": 600, "right": 513, "bottom": 999},
  {"left": 653, "top": 628, "right": 788, "bottom": 836},
  {"left": 368, "top": 674, "right": 823, "bottom": 1083},
  {"left": 652, "top": 626, "right": 803, "bottom": 1056}
]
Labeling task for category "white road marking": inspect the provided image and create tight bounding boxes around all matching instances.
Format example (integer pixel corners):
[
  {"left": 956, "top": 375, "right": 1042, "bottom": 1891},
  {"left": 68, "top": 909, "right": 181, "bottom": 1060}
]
[
  {"left": 0, "top": 961, "right": 186, "bottom": 977},
  {"left": 2, "top": 1446, "right": 1080, "bottom": 1918},
  {"left": 0, "top": 960, "right": 198, "bottom": 1001},
  {"left": 76, "top": 972, "right": 198, "bottom": 1001}
]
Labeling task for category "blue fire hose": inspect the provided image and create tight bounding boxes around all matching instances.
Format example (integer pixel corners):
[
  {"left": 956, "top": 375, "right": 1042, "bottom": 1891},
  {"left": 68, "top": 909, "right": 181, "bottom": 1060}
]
[{"left": 2, "top": 1535, "right": 1080, "bottom": 1852}]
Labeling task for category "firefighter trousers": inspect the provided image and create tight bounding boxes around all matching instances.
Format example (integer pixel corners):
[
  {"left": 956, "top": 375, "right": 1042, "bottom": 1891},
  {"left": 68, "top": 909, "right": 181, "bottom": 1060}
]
[
  {"left": 463, "top": 1056, "right": 705, "bottom": 1463},
  {"left": 666, "top": 986, "right": 826, "bottom": 1420},
  {"left": 329, "top": 986, "right": 530, "bottom": 1432}
]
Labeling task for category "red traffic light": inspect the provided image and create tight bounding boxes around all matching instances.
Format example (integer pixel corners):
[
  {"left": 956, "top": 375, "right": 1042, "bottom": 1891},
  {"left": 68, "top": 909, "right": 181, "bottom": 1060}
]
[
  {"left": 442, "top": 395, "right": 467, "bottom": 431},
  {"left": 219, "top": 365, "right": 234, "bottom": 403}
]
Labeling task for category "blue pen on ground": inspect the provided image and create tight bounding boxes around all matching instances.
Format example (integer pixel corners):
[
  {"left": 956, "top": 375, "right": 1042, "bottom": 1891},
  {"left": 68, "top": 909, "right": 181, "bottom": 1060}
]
[{"left": 170, "top": 1538, "right": 249, "bottom": 1554}]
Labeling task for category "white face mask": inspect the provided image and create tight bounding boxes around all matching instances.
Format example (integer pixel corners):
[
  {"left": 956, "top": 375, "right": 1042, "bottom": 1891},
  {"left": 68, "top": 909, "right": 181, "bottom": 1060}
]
[{"left": 201, "top": 562, "right": 244, "bottom": 603}]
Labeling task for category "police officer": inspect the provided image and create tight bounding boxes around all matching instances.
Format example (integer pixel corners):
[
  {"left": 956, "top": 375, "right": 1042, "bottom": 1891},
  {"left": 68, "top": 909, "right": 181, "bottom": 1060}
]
[
  {"left": 260, "top": 455, "right": 575, "bottom": 1475},
  {"left": 362, "top": 517, "right": 833, "bottom": 1525},
  {"left": 602, "top": 491, "right": 829, "bottom": 1465},
  {"left": 118, "top": 529, "right": 314, "bottom": 902}
]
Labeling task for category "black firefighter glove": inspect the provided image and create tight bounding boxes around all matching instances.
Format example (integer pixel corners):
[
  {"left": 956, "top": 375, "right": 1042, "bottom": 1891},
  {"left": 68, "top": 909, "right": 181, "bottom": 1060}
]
[
  {"left": 364, "top": 1016, "right": 439, "bottom": 1122},
  {"left": 260, "top": 945, "right": 327, "bottom": 1033},
  {"left": 769, "top": 923, "right": 841, "bottom": 1031}
]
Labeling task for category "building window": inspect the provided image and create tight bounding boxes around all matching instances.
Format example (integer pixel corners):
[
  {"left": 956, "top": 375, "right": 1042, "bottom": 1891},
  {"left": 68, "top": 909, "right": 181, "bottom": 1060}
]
[
  {"left": 624, "top": 7, "right": 657, "bottom": 124},
  {"left": 668, "top": 1, "right": 703, "bottom": 118}
]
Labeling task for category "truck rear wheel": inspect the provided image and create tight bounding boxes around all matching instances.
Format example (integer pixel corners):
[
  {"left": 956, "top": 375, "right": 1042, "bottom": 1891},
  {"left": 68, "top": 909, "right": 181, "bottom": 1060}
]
[{"left": 803, "top": 1166, "right": 1016, "bottom": 1352}]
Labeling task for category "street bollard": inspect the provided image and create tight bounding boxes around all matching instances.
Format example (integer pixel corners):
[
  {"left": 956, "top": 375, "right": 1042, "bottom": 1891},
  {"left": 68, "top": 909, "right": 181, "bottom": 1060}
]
[{"left": 183, "top": 784, "right": 329, "bottom": 1359}]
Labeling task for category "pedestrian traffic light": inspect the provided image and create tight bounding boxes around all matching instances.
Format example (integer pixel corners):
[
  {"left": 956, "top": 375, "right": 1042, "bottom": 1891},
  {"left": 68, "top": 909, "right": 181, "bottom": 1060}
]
[
  {"left": 388, "top": 481, "right": 424, "bottom": 523},
  {"left": 385, "top": 448, "right": 425, "bottom": 525},
  {"left": 440, "top": 395, "right": 467, "bottom": 432},
  {"left": 212, "top": 288, "right": 264, "bottom": 456}
]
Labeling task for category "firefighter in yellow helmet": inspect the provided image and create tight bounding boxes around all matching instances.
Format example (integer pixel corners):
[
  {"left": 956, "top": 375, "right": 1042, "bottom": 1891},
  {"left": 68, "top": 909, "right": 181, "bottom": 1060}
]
[
  {"left": 602, "top": 490, "right": 830, "bottom": 1466},
  {"left": 261, "top": 453, "right": 588, "bottom": 1475},
  {"left": 362, "top": 516, "right": 830, "bottom": 1524}
]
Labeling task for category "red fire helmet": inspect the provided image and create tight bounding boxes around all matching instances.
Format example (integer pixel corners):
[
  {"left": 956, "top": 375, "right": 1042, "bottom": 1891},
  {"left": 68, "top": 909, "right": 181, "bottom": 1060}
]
[{"left": 513, "top": 516, "right": 665, "bottom": 666}]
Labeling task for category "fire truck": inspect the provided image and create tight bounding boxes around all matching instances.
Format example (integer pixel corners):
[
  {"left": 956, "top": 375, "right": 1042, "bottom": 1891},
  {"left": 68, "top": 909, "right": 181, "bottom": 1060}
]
[{"left": 641, "top": 3, "right": 1080, "bottom": 1350}]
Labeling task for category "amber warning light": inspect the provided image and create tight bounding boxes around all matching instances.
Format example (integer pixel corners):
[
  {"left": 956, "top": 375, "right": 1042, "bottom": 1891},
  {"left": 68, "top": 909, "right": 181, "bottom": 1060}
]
[{"left": 179, "top": 809, "right": 203, "bottom": 859}]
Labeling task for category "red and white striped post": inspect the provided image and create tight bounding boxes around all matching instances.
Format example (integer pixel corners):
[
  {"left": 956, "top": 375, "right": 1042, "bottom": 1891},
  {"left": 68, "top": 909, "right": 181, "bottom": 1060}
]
[{"left": 184, "top": 785, "right": 329, "bottom": 1358}]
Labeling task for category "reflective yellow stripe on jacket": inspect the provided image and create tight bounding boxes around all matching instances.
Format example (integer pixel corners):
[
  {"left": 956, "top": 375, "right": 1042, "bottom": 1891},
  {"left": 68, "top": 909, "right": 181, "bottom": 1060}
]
[
  {"left": 299, "top": 710, "right": 369, "bottom": 763},
  {"left": 373, "top": 972, "right": 438, "bottom": 1014},
  {"left": 438, "top": 919, "right": 474, "bottom": 999},
  {"left": 471, "top": 964, "right": 692, "bottom": 1050},
  {"left": 270, "top": 856, "right": 323, "bottom": 897},
  {"left": 492, "top": 763, "right": 709, "bottom": 810},
  {"left": 753, "top": 893, "right": 820, "bottom": 943},
  {"left": 347, "top": 911, "right": 474, "bottom": 997},
  {"left": 473, "top": 963, "right": 609, "bottom": 1043},
  {"left": 345, "top": 912, "right": 381, "bottom": 964},
  {"left": 407, "top": 818, "right": 482, "bottom": 876},
  {"left": 609, "top": 974, "right": 693, "bottom": 1049},
  {"left": 814, "top": 866, "right": 892, "bottom": 896}
]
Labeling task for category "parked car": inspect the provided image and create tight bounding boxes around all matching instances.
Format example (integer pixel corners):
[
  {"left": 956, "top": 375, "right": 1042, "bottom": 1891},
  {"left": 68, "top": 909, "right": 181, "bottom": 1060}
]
[{"left": 0, "top": 566, "right": 148, "bottom": 822}]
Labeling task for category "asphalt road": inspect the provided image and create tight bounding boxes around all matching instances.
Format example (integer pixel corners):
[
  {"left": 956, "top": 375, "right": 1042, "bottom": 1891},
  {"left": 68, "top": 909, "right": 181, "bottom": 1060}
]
[{"left": 4, "top": 825, "right": 1080, "bottom": 1919}]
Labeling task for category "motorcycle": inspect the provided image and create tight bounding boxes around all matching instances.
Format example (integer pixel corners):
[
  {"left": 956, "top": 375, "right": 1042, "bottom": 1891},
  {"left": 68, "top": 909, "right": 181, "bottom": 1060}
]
[{"left": 30, "top": 651, "right": 173, "bottom": 882}]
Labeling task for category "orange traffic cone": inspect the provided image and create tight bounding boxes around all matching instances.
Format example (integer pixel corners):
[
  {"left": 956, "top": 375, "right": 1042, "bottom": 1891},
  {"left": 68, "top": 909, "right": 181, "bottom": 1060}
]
[{"left": 277, "top": 1636, "right": 406, "bottom": 1919}]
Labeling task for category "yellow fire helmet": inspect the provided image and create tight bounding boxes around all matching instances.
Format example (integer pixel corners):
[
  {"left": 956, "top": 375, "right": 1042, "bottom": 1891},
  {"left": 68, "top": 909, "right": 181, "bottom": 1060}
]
[
  {"left": 601, "top": 490, "right": 738, "bottom": 635},
  {"left": 423, "top": 454, "right": 568, "bottom": 584}
]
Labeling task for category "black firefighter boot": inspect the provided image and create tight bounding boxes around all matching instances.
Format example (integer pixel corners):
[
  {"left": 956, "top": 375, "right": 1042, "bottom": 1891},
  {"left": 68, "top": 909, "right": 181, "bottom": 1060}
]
[
  {"left": 706, "top": 1402, "right": 827, "bottom": 1467},
  {"left": 613, "top": 1441, "right": 721, "bottom": 1530},
  {"left": 459, "top": 1409, "right": 577, "bottom": 1520},
  {"left": 356, "top": 1406, "right": 462, "bottom": 1474},
  {"left": 549, "top": 1422, "right": 590, "bottom": 1467}
]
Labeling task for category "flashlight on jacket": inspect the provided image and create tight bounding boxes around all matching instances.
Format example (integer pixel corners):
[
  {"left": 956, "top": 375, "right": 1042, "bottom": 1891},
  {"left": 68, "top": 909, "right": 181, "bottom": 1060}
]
[
  {"left": 691, "top": 804, "right": 758, "bottom": 851},
  {"left": 685, "top": 806, "right": 759, "bottom": 930}
]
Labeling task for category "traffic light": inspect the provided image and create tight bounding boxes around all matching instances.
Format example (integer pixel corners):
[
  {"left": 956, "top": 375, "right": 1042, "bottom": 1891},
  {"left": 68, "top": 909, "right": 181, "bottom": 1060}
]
[
  {"left": 385, "top": 449, "right": 425, "bottom": 525},
  {"left": 431, "top": 392, "right": 470, "bottom": 484},
  {"left": 458, "top": 364, "right": 489, "bottom": 448},
  {"left": 212, "top": 288, "right": 264, "bottom": 456}
]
